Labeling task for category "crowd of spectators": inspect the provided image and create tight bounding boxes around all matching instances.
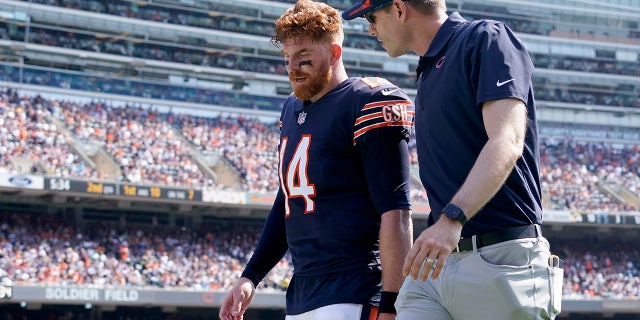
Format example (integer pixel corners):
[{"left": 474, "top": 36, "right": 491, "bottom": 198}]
[
  {"left": 0, "top": 2, "right": 638, "bottom": 319},
  {"left": 57, "top": 101, "right": 216, "bottom": 188},
  {"left": 175, "top": 114, "right": 280, "bottom": 193},
  {"left": 0, "top": 87, "right": 430, "bottom": 199},
  {"left": 0, "top": 88, "right": 97, "bottom": 178},
  {"left": 1, "top": 88, "right": 216, "bottom": 187},
  {"left": 552, "top": 235, "right": 640, "bottom": 299},
  {"left": 1, "top": 209, "right": 639, "bottom": 300},
  {"left": 2, "top": 85, "right": 638, "bottom": 306},
  {"left": 0, "top": 210, "right": 291, "bottom": 291},
  {"left": 540, "top": 138, "right": 640, "bottom": 213},
  {"left": 2, "top": 87, "right": 639, "bottom": 209}
]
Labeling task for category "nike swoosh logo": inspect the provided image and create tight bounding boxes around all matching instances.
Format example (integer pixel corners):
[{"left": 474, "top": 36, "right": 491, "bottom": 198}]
[
  {"left": 381, "top": 88, "right": 399, "bottom": 96},
  {"left": 496, "top": 79, "right": 515, "bottom": 87}
]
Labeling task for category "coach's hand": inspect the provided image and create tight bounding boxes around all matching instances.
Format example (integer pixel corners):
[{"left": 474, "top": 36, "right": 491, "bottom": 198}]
[
  {"left": 219, "top": 277, "right": 255, "bottom": 320},
  {"left": 403, "top": 217, "right": 462, "bottom": 281}
]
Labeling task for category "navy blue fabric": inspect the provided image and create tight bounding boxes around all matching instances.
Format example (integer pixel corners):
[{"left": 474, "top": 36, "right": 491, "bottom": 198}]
[
  {"left": 414, "top": 12, "right": 542, "bottom": 236},
  {"left": 243, "top": 77, "right": 414, "bottom": 314},
  {"left": 286, "top": 267, "right": 381, "bottom": 315}
]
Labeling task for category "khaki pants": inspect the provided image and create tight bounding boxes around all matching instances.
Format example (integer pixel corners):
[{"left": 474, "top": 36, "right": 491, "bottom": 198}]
[{"left": 396, "top": 237, "right": 562, "bottom": 320}]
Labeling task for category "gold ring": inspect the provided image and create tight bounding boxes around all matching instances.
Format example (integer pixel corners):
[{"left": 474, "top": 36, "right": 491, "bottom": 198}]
[{"left": 425, "top": 257, "right": 436, "bottom": 264}]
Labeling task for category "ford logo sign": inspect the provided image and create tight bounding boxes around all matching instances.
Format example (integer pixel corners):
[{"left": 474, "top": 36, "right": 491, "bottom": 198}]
[{"left": 9, "top": 175, "right": 32, "bottom": 187}]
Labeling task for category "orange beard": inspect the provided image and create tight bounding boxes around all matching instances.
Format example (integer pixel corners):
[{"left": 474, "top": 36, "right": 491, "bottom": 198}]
[{"left": 289, "top": 61, "right": 332, "bottom": 101}]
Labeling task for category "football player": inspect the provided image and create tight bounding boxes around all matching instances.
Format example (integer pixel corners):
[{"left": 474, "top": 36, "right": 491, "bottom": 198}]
[{"left": 220, "top": 1, "right": 415, "bottom": 319}]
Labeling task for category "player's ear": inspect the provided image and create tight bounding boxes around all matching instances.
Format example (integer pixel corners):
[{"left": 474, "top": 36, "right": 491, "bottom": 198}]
[{"left": 330, "top": 44, "right": 342, "bottom": 66}]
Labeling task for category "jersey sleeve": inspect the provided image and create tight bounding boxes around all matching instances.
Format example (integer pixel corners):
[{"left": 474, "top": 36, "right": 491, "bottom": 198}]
[
  {"left": 353, "top": 81, "right": 415, "bottom": 214},
  {"left": 241, "top": 189, "right": 289, "bottom": 287},
  {"left": 359, "top": 132, "right": 412, "bottom": 215},
  {"left": 353, "top": 83, "right": 415, "bottom": 146}
]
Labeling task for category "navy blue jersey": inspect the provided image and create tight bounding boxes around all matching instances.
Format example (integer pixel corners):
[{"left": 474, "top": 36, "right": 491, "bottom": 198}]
[
  {"left": 414, "top": 12, "right": 542, "bottom": 236},
  {"left": 242, "top": 76, "right": 414, "bottom": 314}
]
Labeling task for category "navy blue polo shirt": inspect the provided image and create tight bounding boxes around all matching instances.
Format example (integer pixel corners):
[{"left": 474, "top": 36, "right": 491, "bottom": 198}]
[{"left": 414, "top": 12, "right": 543, "bottom": 237}]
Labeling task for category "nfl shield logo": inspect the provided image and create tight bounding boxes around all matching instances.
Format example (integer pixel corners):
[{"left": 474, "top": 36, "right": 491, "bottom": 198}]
[{"left": 297, "top": 111, "right": 307, "bottom": 125}]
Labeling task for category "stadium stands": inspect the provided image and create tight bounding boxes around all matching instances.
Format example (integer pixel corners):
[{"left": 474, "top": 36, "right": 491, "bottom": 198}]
[
  {"left": 540, "top": 138, "right": 639, "bottom": 212},
  {"left": 3, "top": 88, "right": 639, "bottom": 207},
  {"left": 0, "top": 208, "right": 638, "bottom": 298},
  {"left": 0, "top": 209, "right": 292, "bottom": 291},
  {"left": 0, "top": 0, "right": 639, "bottom": 318}
]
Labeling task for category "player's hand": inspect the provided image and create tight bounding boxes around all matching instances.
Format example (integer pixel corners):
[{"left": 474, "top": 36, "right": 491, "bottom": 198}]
[
  {"left": 219, "top": 277, "right": 256, "bottom": 320},
  {"left": 402, "top": 217, "right": 462, "bottom": 281}
]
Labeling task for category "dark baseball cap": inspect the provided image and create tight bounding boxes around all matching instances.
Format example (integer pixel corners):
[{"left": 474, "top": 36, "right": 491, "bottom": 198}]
[{"left": 342, "top": 0, "right": 394, "bottom": 20}]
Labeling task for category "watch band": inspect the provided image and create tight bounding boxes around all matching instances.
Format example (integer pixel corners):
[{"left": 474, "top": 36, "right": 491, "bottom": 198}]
[{"left": 442, "top": 203, "right": 467, "bottom": 225}]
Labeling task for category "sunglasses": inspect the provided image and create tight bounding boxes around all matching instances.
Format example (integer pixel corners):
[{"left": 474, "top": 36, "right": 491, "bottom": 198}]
[{"left": 364, "top": 2, "right": 394, "bottom": 24}]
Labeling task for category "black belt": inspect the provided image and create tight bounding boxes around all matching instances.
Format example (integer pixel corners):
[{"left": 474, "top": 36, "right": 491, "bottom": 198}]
[{"left": 454, "top": 224, "right": 541, "bottom": 253}]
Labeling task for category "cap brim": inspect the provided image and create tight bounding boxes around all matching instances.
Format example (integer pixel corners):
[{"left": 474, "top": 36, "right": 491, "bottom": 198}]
[{"left": 341, "top": 3, "right": 375, "bottom": 20}]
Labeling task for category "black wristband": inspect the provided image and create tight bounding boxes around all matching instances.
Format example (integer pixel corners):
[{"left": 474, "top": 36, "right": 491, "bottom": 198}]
[{"left": 379, "top": 291, "right": 398, "bottom": 314}]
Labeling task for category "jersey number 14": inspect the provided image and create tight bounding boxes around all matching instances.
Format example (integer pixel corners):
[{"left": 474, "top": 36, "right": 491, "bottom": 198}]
[{"left": 279, "top": 135, "right": 316, "bottom": 217}]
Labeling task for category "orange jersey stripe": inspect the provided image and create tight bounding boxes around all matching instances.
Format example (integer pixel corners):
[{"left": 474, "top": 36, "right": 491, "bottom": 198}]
[
  {"left": 354, "top": 111, "right": 384, "bottom": 126},
  {"left": 369, "top": 306, "right": 379, "bottom": 320},
  {"left": 361, "top": 99, "right": 412, "bottom": 111},
  {"left": 353, "top": 121, "right": 414, "bottom": 144},
  {"left": 353, "top": 98, "right": 414, "bottom": 145}
]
